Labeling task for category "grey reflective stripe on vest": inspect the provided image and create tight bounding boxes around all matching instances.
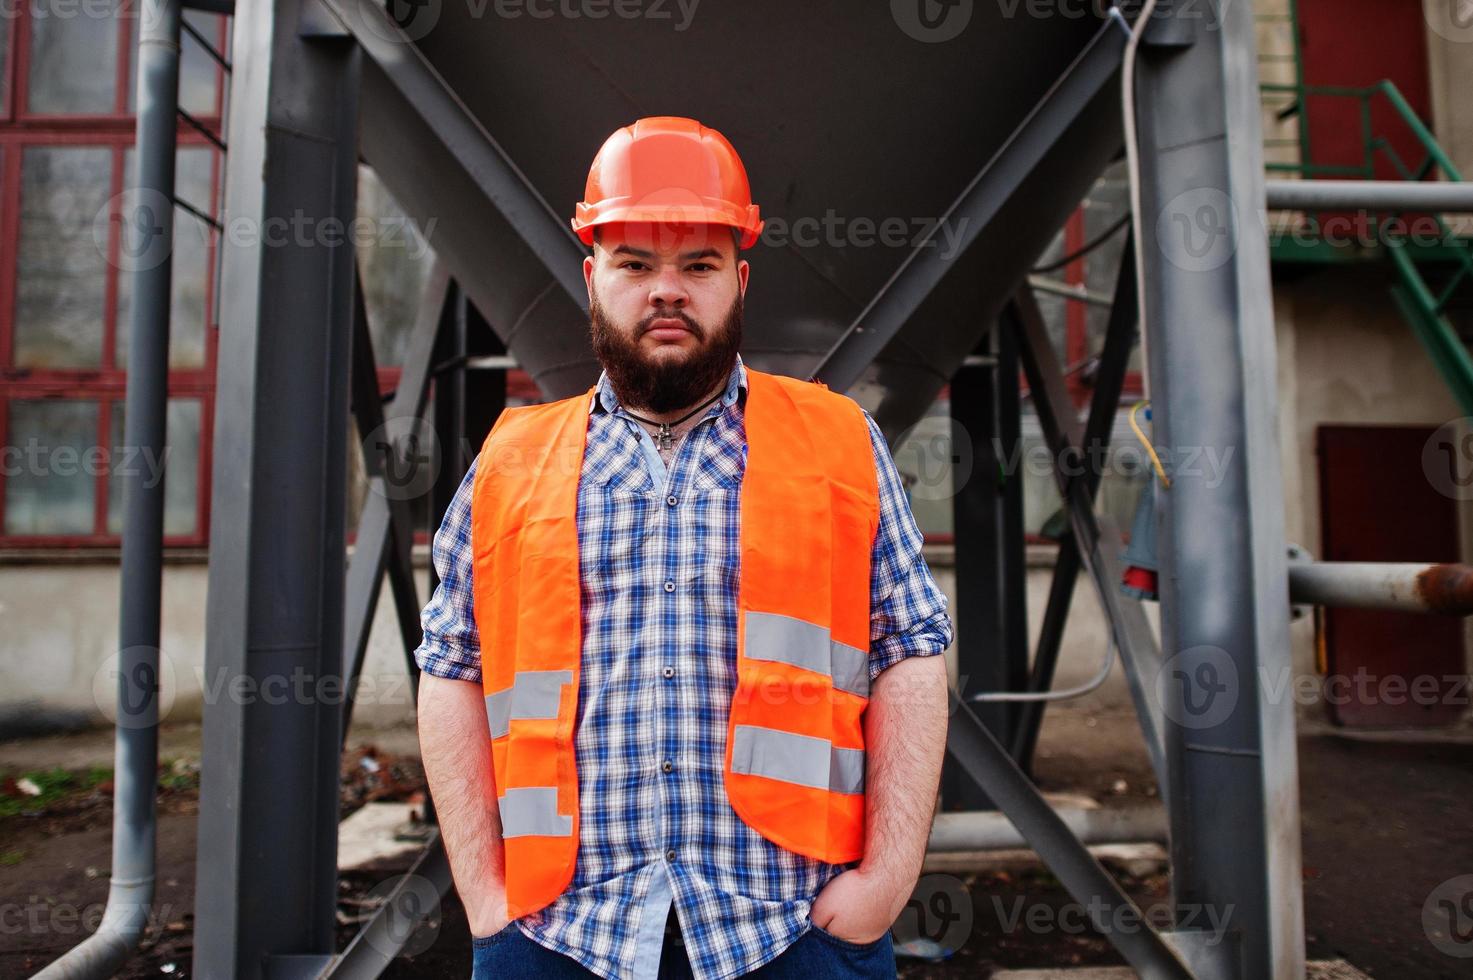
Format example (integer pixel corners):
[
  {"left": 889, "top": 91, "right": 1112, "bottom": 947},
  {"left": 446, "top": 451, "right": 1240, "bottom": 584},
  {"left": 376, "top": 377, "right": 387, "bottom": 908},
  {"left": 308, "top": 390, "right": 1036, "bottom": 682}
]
[
  {"left": 484, "top": 669, "right": 574, "bottom": 739},
  {"left": 498, "top": 786, "right": 573, "bottom": 838},
  {"left": 730, "top": 724, "right": 865, "bottom": 795},
  {"left": 743, "top": 610, "right": 870, "bottom": 698}
]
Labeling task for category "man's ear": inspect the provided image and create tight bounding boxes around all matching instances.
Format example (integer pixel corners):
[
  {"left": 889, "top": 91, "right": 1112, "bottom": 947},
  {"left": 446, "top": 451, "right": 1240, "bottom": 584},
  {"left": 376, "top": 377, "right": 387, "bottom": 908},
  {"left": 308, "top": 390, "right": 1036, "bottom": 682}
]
[
  {"left": 583, "top": 254, "right": 595, "bottom": 305},
  {"left": 737, "top": 258, "right": 750, "bottom": 298}
]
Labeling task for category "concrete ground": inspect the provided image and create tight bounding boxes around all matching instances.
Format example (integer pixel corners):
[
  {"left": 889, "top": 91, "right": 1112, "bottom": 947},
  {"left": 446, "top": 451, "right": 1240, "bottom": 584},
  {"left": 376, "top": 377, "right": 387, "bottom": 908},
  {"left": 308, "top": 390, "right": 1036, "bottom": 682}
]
[{"left": 3, "top": 700, "right": 1472, "bottom": 978}]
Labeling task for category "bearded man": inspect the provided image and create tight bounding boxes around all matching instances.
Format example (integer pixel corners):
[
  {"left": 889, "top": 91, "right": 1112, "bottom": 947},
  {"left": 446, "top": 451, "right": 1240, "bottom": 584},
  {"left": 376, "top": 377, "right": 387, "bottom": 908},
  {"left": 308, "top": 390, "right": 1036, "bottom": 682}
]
[{"left": 414, "top": 116, "right": 953, "bottom": 980}]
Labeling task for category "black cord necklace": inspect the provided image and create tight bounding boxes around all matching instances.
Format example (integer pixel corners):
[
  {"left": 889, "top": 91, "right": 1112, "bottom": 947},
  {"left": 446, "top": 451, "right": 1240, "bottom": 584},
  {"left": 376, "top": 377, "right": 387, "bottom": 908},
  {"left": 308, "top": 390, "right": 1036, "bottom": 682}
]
[{"left": 623, "top": 388, "right": 725, "bottom": 451}]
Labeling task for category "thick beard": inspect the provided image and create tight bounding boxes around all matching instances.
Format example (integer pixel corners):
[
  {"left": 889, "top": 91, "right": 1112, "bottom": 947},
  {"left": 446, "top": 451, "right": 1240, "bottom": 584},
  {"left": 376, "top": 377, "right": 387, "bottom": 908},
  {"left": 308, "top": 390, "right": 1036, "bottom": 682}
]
[{"left": 590, "top": 290, "right": 743, "bottom": 415}]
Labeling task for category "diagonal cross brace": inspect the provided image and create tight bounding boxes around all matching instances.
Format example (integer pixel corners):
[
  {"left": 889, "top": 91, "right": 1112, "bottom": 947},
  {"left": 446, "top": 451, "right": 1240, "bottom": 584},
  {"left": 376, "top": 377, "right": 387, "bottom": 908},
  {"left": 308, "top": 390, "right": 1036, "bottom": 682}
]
[
  {"left": 947, "top": 696, "right": 1194, "bottom": 979},
  {"left": 812, "top": 19, "right": 1127, "bottom": 393},
  {"left": 1010, "top": 237, "right": 1140, "bottom": 768},
  {"left": 342, "top": 262, "right": 453, "bottom": 741},
  {"left": 1007, "top": 285, "right": 1169, "bottom": 792},
  {"left": 308, "top": 0, "right": 589, "bottom": 313}
]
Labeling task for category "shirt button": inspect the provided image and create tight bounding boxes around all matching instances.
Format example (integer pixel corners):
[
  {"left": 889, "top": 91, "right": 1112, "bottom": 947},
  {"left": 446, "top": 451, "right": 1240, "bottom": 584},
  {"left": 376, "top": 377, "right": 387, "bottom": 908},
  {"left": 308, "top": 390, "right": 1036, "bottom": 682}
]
[
  {"left": 664, "top": 580, "right": 676, "bottom": 593},
  {"left": 661, "top": 760, "right": 674, "bottom": 773},
  {"left": 662, "top": 666, "right": 675, "bottom": 679},
  {"left": 665, "top": 849, "right": 677, "bottom": 862},
  {"left": 666, "top": 494, "right": 678, "bottom": 506}
]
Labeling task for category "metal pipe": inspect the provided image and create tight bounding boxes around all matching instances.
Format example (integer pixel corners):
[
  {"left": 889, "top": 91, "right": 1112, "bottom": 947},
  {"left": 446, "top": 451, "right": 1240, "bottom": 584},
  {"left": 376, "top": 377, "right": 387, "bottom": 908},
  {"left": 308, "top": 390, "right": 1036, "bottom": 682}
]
[
  {"left": 465, "top": 354, "right": 520, "bottom": 370},
  {"left": 928, "top": 805, "right": 1168, "bottom": 852},
  {"left": 1265, "top": 178, "right": 1473, "bottom": 213},
  {"left": 1027, "top": 275, "right": 1114, "bottom": 307},
  {"left": 1288, "top": 561, "right": 1473, "bottom": 615},
  {"left": 35, "top": 0, "right": 181, "bottom": 976}
]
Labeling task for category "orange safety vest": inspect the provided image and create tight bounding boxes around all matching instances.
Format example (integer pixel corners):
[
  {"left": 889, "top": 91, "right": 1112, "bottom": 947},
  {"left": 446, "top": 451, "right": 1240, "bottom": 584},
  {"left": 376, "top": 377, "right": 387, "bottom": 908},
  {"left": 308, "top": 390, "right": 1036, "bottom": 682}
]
[{"left": 469, "top": 368, "right": 879, "bottom": 918}]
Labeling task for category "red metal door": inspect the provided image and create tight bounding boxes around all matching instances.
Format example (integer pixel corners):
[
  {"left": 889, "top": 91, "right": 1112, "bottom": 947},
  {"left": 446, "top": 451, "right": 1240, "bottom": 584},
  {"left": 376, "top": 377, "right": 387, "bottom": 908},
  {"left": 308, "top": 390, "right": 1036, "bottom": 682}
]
[
  {"left": 1296, "top": 0, "right": 1433, "bottom": 181},
  {"left": 1318, "top": 425, "right": 1465, "bottom": 728}
]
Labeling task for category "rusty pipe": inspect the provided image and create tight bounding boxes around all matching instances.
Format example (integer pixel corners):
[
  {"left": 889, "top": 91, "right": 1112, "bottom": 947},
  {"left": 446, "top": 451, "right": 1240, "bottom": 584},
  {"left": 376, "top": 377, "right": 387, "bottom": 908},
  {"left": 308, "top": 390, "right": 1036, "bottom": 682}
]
[{"left": 1288, "top": 561, "right": 1473, "bottom": 616}]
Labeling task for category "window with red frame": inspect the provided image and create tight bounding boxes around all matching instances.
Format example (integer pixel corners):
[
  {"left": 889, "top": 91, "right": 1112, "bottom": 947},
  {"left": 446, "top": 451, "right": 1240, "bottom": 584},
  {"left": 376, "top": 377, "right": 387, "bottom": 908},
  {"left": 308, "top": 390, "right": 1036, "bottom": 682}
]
[{"left": 0, "top": 0, "right": 227, "bottom": 548}]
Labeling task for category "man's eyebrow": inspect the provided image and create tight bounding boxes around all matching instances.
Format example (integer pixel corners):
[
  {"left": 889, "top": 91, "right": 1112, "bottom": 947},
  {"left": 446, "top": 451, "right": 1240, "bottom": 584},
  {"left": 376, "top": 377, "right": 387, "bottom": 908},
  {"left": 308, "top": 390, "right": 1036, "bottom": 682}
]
[{"left": 608, "top": 244, "right": 726, "bottom": 261}]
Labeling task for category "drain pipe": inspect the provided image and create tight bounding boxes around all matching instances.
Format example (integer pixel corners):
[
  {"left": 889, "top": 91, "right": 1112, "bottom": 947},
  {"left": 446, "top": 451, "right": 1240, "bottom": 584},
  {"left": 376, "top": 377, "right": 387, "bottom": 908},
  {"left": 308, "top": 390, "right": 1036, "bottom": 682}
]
[{"left": 34, "top": 0, "right": 180, "bottom": 975}]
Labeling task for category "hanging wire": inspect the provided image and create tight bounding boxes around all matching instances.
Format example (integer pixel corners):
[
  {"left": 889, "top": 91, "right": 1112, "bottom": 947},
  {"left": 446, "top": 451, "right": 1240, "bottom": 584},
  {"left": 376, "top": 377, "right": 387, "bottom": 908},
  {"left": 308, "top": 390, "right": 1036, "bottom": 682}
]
[
  {"left": 1118, "top": 0, "right": 1162, "bottom": 402},
  {"left": 1128, "top": 400, "right": 1171, "bottom": 487},
  {"left": 1031, "top": 212, "right": 1132, "bottom": 274},
  {"left": 968, "top": 635, "right": 1117, "bottom": 703}
]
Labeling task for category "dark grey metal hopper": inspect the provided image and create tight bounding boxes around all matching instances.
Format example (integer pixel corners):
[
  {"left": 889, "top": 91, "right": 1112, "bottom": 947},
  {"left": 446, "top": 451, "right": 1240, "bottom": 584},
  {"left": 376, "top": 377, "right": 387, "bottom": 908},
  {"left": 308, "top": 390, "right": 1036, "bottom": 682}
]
[{"left": 360, "top": 0, "right": 1122, "bottom": 437}]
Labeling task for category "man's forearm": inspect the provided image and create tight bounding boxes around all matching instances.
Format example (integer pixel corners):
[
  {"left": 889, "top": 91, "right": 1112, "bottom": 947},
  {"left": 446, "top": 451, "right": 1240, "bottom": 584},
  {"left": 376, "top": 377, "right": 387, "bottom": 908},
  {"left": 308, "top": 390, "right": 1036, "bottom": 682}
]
[
  {"left": 858, "top": 653, "right": 949, "bottom": 914},
  {"left": 418, "top": 672, "right": 507, "bottom": 933}
]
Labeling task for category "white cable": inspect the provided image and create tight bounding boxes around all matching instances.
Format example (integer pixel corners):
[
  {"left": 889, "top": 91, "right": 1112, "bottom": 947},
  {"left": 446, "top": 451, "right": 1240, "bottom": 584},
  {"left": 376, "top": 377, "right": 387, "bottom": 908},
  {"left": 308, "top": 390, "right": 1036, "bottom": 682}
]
[
  {"left": 1119, "top": 0, "right": 1161, "bottom": 403},
  {"left": 967, "top": 635, "right": 1116, "bottom": 703}
]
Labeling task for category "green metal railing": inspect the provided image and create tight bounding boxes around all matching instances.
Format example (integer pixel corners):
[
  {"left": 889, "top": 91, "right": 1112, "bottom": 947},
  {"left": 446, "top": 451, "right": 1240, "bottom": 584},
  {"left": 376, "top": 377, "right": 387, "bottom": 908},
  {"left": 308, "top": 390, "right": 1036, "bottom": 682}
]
[
  {"left": 1260, "top": 80, "right": 1464, "bottom": 183},
  {"left": 1260, "top": 78, "right": 1473, "bottom": 414}
]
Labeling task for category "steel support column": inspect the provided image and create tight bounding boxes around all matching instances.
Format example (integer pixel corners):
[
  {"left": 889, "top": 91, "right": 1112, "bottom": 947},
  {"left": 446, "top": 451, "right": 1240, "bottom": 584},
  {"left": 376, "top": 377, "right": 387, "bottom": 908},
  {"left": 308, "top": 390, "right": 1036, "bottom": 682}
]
[
  {"left": 193, "top": 0, "right": 361, "bottom": 972},
  {"left": 1133, "top": 1, "right": 1304, "bottom": 976},
  {"left": 428, "top": 289, "right": 507, "bottom": 602},
  {"left": 943, "top": 330, "right": 1028, "bottom": 809}
]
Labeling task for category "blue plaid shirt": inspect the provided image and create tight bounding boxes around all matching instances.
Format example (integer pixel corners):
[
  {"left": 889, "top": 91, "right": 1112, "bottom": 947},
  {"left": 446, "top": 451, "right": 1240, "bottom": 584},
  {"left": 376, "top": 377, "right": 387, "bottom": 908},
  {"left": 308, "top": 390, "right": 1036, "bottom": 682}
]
[{"left": 415, "top": 354, "right": 953, "bottom": 980}]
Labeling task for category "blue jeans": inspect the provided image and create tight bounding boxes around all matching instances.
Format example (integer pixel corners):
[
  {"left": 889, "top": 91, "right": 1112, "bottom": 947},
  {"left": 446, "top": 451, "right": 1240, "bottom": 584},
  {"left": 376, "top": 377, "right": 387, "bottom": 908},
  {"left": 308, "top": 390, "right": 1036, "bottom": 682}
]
[{"left": 470, "top": 920, "right": 896, "bottom": 979}]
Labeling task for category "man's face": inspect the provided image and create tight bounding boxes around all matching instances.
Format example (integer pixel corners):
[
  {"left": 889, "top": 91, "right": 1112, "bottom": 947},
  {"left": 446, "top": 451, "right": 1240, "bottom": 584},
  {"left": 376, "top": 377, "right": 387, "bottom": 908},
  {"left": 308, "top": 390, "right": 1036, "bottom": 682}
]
[{"left": 583, "top": 221, "right": 750, "bottom": 414}]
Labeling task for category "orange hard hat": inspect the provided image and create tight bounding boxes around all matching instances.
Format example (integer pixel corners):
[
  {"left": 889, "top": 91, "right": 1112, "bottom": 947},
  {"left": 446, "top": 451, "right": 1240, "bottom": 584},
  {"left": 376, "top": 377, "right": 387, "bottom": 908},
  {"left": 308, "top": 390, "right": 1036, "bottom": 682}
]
[{"left": 572, "top": 116, "right": 764, "bottom": 249}]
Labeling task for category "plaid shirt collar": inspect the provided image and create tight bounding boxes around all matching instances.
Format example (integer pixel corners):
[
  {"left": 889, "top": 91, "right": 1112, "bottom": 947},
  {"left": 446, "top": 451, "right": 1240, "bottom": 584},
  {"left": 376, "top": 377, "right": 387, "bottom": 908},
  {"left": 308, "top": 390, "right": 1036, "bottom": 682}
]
[{"left": 588, "top": 352, "right": 748, "bottom": 417}]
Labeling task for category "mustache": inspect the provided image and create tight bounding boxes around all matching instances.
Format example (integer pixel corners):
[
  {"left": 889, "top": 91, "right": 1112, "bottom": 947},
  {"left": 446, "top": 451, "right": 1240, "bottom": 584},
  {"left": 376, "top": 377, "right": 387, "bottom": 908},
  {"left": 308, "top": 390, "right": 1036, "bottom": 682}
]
[{"left": 637, "top": 309, "right": 704, "bottom": 339}]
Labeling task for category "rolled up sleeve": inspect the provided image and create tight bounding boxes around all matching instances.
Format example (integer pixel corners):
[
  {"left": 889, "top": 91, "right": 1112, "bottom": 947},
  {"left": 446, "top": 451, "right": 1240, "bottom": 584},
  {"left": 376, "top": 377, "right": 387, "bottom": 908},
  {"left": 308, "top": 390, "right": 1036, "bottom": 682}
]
[
  {"left": 413, "top": 459, "right": 484, "bottom": 683},
  {"left": 863, "top": 411, "right": 954, "bottom": 680}
]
